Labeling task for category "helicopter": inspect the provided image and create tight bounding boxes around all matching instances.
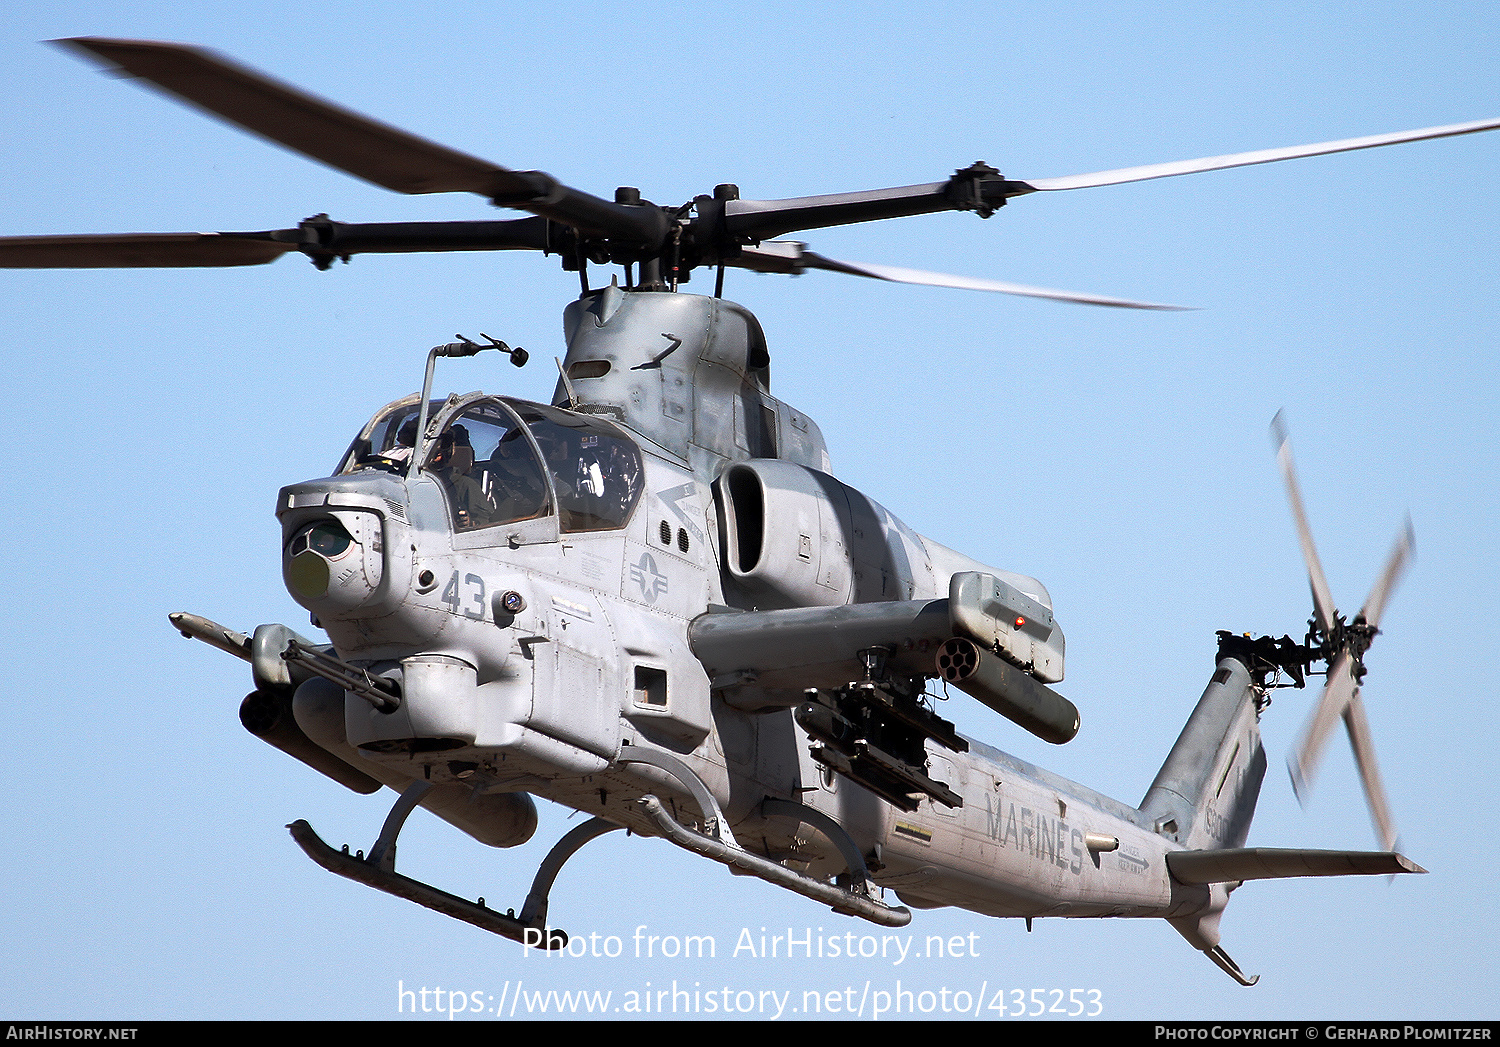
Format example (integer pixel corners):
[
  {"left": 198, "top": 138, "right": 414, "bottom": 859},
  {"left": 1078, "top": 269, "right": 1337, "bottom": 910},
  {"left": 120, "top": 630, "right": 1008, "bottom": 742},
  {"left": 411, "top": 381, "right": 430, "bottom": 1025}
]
[{"left": 5, "top": 37, "right": 1493, "bottom": 990}]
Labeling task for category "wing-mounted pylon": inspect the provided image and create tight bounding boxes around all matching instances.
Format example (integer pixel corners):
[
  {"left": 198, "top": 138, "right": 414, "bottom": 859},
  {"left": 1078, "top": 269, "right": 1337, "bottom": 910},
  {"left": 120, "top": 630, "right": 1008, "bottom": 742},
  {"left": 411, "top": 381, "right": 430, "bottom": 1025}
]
[
  {"left": 1270, "top": 411, "right": 1413, "bottom": 852},
  {"left": 689, "top": 580, "right": 1080, "bottom": 810},
  {"left": 690, "top": 600, "right": 967, "bottom": 811}
]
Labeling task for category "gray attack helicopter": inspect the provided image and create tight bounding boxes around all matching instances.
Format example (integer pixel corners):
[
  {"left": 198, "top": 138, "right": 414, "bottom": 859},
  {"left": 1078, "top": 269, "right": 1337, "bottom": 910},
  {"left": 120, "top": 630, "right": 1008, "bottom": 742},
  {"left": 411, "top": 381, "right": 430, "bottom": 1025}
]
[{"left": 7, "top": 38, "right": 1494, "bottom": 986}]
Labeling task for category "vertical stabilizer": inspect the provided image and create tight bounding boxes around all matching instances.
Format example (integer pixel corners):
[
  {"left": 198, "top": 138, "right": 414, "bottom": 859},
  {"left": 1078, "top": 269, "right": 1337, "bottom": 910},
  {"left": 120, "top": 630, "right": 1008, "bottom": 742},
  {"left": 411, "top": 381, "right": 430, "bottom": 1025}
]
[
  {"left": 1140, "top": 646, "right": 1268, "bottom": 851},
  {"left": 1144, "top": 639, "right": 1272, "bottom": 984}
]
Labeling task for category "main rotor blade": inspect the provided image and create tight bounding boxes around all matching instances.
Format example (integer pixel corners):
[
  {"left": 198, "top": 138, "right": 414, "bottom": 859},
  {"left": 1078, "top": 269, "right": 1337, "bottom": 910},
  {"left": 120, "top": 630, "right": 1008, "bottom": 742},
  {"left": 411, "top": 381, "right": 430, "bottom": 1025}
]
[
  {"left": 1271, "top": 410, "right": 1338, "bottom": 638},
  {"left": 0, "top": 231, "right": 291, "bottom": 268},
  {"left": 724, "top": 183, "right": 959, "bottom": 243},
  {"left": 732, "top": 242, "right": 1189, "bottom": 309},
  {"left": 58, "top": 38, "right": 525, "bottom": 198},
  {"left": 57, "top": 39, "right": 667, "bottom": 246},
  {"left": 1289, "top": 650, "right": 1357, "bottom": 804},
  {"left": 1342, "top": 691, "right": 1399, "bottom": 853},
  {"left": 0, "top": 218, "right": 556, "bottom": 268},
  {"left": 1017, "top": 118, "right": 1500, "bottom": 193},
  {"left": 720, "top": 118, "right": 1500, "bottom": 268},
  {"left": 299, "top": 217, "right": 555, "bottom": 255},
  {"left": 1358, "top": 519, "right": 1415, "bottom": 629}
]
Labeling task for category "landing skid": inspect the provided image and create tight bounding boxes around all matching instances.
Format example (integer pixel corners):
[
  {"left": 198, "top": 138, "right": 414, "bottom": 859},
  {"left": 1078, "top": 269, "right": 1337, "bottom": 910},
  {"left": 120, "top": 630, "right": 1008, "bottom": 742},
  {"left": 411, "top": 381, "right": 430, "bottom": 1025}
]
[
  {"left": 291, "top": 747, "right": 910, "bottom": 946},
  {"left": 291, "top": 819, "right": 571, "bottom": 947},
  {"left": 289, "top": 779, "right": 621, "bottom": 949}
]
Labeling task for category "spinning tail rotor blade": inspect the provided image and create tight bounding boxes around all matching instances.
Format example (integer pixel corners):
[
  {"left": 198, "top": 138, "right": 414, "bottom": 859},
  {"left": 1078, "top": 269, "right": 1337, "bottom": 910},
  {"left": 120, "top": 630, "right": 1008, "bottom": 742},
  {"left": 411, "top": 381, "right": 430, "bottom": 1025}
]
[
  {"left": 1336, "top": 522, "right": 1412, "bottom": 854},
  {"left": 1288, "top": 610, "right": 1403, "bottom": 853},
  {"left": 732, "top": 242, "right": 1189, "bottom": 310},
  {"left": 1343, "top": 690, "right": 1399, "bottom": 854},
  {"left": 1275, "top": 413, "right": 1413, "bottom": 853},
  {"left": 1271, "top": 410, "right": 1338, "bottom": 637},
  {"left": 1359, "top": 519, "right": 1415, "bottom": 629},
  {"left": 1289, "top": 650, "right": 1357, "bottom": 804}
]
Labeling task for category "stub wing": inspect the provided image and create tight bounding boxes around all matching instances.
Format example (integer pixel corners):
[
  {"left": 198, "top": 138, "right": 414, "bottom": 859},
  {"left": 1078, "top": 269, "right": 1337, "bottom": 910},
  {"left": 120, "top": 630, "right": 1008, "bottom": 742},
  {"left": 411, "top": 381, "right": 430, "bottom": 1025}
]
[
  {"left": 689, "top": 595, "right": 1079, "bottom": 745},
  {"left": 688, "top": 600, "right": 951, "bottom": 702}
]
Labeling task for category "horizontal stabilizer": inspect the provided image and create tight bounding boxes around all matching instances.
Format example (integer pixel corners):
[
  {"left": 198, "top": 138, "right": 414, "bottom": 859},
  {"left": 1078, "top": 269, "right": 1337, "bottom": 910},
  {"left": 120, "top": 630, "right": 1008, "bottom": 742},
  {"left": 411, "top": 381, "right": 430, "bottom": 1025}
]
[{"left": 1167, "top": 847, "right": 1425, "bottom": 885}]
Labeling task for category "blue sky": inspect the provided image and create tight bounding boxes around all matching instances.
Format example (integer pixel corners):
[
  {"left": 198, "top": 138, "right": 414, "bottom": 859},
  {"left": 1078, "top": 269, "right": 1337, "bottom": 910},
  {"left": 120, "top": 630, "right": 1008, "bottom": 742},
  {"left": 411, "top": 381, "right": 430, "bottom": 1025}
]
[{"left": 1, "top": 0, "right": 1496, "bottom": 1021}]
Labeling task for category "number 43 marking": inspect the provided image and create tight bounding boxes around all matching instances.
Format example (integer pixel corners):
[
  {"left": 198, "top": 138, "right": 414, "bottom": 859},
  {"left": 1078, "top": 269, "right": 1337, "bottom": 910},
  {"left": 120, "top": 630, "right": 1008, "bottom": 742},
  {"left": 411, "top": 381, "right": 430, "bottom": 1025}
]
[{"left": 440, "top": 571, "right": 486, "bottom": 620}]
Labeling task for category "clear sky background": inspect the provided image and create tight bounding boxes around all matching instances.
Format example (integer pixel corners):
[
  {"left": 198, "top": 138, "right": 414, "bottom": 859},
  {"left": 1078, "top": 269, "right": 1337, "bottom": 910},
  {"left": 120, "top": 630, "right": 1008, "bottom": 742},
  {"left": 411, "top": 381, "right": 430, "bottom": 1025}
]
[{"left": 1, "top": 0, "right": 1496, "bottom": 1022}]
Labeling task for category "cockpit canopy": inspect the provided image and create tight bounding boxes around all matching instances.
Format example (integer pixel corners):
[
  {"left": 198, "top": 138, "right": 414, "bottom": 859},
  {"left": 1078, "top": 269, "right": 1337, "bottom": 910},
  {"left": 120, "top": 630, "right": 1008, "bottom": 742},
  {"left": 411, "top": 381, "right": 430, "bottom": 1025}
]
[{"left": 339, "top": 394, "right": 643, "bottom": 534}]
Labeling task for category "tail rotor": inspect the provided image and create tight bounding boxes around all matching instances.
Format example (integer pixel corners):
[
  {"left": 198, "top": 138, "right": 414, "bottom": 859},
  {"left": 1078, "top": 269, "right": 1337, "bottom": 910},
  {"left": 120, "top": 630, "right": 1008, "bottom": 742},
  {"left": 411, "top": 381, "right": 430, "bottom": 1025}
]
[{"left": 1270, "top": 412, "right": 1414, "bottom": 853}]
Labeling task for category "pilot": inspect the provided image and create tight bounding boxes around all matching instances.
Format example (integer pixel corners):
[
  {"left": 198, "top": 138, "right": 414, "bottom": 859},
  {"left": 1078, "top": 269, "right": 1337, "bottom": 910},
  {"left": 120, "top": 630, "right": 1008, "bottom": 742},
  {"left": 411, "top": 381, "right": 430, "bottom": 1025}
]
[
  {"left": 429, "top": 425, "right": 495, "bottom": 530},
  {"left": 604, "top": 439, "right": 642, "bottom": 523},
  {"left": 376, "top": 417, "right": 420, "bottom": 468},
  {"left": 539, "top": 428, "right": 601, "bottom": 529},
  {"left": 539, "top": 429, "right": 580, "bottom": 500},
  {"left": 576, "top": 433, "right": 606, "bottom": 500},
  {"left": 487, "top": 427, "right": 548, "bottom": 521}
]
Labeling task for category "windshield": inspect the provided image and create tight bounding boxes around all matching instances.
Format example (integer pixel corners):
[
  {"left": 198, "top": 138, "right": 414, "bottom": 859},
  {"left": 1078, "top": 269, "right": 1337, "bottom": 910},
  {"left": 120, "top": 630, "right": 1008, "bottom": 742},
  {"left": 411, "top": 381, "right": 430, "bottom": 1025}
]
[
  {"left": 340, "top": 396, "right": 644, "bottom": 535},
  {"left": 424, "top": 399, "right": 551, "bottom": 532},
  {"left": 337, "top": 398, "right": 443, "bottom": 476},
  {"left": 512, "top": 403, "right": 644, "bottom": 532}
]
